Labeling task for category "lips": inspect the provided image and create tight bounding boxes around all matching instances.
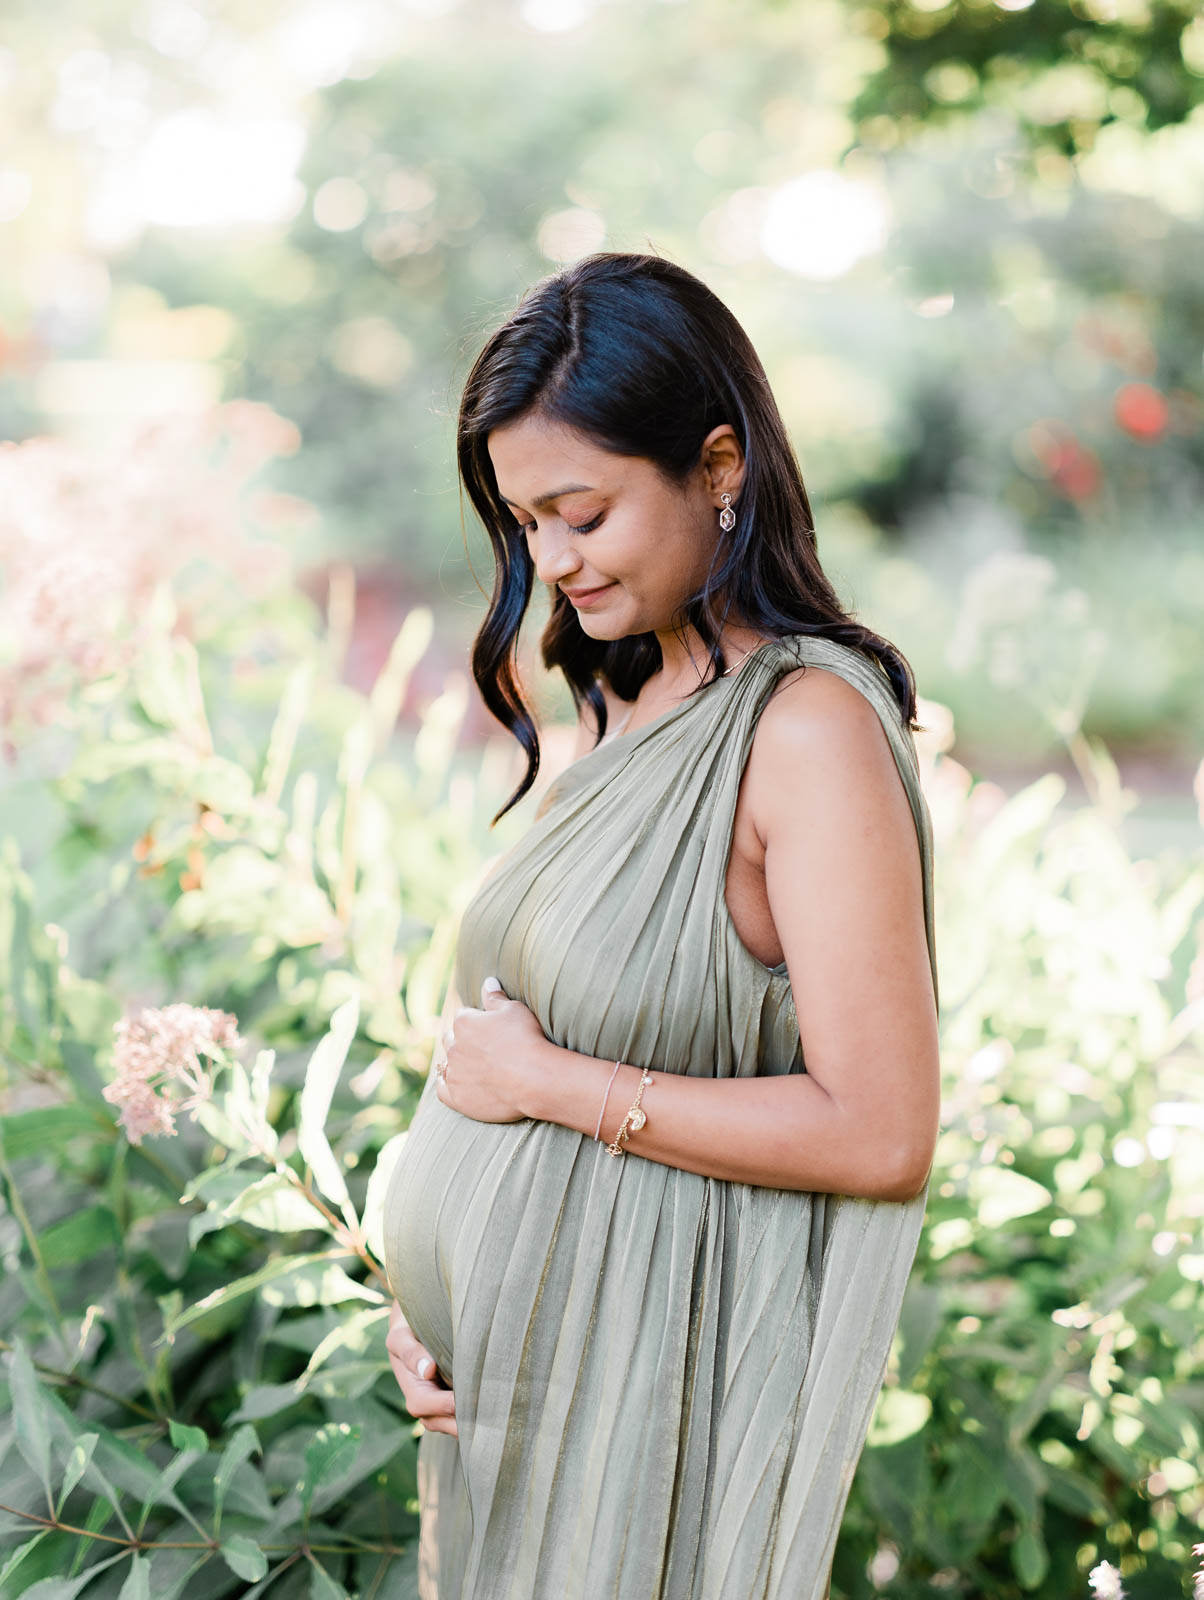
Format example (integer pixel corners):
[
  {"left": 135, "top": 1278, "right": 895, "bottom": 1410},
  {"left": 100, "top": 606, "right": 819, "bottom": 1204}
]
[{"left": 562, "top": 583, "right": 615, "bottom": 607}]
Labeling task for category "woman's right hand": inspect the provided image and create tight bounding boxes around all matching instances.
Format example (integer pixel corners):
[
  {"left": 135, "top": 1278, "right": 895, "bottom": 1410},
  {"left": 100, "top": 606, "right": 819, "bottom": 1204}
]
[{"left": 385, "top": 1300, "right": 458, "bottom": 1438}]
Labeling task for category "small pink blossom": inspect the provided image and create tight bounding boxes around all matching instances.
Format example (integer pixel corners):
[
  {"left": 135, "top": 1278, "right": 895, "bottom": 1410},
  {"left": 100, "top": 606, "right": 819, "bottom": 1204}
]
[
  {"left": 1088, "top": 1561, "right": 1125, "bottom": 1600},
  {"left": 103, "top": 1002, "right": 242, "bottom": 1144}
]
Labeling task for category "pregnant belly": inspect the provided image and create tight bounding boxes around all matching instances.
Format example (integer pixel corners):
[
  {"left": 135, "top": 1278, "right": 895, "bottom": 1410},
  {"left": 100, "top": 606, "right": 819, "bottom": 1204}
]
[{"left": 380, "top": 1086, "right": 534, "bottom": 1383}]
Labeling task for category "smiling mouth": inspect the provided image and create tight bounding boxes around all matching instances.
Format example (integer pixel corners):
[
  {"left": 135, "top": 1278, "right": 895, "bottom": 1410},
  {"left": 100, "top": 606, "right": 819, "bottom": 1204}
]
[{"left": 562, "top": 583, "right": 615, "bottom": 607}]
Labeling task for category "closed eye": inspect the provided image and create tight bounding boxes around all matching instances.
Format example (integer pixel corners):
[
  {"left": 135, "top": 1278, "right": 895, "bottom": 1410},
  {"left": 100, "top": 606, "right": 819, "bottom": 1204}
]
[{"left": 517, "top": 512, "right": 604, "bottom": 536}]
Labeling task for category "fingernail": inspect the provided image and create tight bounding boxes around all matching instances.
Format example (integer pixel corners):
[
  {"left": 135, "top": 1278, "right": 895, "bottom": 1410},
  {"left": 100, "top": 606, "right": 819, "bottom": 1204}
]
[
  {"left": 483, "top": 976, "right": 503, "bottom": 995},
  {"left": 417, "top": 1357, "right": 435, "bottom": 1380}
]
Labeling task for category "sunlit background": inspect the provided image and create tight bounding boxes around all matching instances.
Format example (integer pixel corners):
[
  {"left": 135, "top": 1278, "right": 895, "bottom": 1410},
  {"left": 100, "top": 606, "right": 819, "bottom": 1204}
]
[
  {"left": 2, "top": 4, "right": 1203, "bottom": 1598},
  {"left": 4, "top": 0, "right": 1203, "bottom": 786}
]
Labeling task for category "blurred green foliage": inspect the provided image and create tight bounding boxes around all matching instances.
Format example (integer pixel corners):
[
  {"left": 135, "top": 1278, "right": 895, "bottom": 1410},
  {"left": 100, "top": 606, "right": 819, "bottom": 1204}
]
[
  {"left": 1, "top": 0, "right": 1201, "bottom": 761},
  {"left": 0, "top": 543, "right": 526, "bottom": 1598},
  {"left": 852, "top": 0, "right": 1204, "bottom": 151},
  {"left": 0, "top": 421, "right": 1202, "bottom": 1597}
]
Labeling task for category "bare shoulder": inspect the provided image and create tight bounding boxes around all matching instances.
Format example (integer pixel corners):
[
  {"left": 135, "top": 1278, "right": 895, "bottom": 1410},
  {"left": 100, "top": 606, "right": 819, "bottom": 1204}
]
[
  {"left": 757, "top": 663, "right": 895, "bottom": 755},
  {"left": 744, "top": 664, "right": 905, "bottom": 832}
]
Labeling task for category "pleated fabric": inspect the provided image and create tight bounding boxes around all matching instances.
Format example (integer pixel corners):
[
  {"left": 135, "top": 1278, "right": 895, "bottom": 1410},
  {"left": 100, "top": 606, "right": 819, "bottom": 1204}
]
[{"left": 381, "top": 633, "right": 939, "bottom": 1600}]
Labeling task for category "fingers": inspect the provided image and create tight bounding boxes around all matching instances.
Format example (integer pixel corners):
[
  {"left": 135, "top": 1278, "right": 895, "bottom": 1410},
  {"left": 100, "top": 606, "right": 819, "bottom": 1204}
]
[{"left": 385, "top": 1301, "right": 457, "bottom": 1436}]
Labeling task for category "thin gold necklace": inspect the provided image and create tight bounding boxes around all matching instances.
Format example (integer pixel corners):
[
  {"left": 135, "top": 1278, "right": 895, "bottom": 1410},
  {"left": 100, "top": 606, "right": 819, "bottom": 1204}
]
[{"left": 609, "top": 641, "right": 761, "bottom": 741}]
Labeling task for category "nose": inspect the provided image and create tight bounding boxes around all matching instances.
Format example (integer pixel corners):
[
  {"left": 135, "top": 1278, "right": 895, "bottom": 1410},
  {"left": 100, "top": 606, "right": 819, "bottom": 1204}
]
[{"left": 530, "top": 523, "right": 582, "bottom": 587}]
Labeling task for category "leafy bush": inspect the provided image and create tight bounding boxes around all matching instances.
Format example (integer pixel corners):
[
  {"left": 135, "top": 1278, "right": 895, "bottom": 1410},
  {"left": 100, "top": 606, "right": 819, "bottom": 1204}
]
[
  {"left": 835, "top": 677, "right": 1204, "bottom": 1594},
  {"left": 0, "top": 415, "right": 515, "bottom": 1596}
]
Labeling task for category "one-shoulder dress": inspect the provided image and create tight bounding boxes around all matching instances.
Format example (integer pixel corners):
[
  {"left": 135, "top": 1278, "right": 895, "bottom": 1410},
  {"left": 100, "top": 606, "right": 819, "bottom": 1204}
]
[{"left": 381, "top": 633, "right": 940, "bottom": 1600}]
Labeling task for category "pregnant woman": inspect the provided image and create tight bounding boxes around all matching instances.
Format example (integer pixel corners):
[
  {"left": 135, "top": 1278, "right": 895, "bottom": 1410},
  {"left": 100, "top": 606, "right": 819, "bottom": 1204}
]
[{"left": 380, "top": 250, "right": 941, "bottom": 1599}]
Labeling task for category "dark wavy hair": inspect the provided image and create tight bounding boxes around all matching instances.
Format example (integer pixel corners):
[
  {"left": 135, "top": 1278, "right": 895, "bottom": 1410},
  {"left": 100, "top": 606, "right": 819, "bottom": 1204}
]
[{"left": 456, "top": 250, "right": 921, "bottom": 820}]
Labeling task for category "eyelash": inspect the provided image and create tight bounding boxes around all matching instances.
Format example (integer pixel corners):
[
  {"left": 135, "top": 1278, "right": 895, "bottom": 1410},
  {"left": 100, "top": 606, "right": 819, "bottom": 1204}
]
[{"left": 517, "top": 513, "right": 603, "bottom": 537}]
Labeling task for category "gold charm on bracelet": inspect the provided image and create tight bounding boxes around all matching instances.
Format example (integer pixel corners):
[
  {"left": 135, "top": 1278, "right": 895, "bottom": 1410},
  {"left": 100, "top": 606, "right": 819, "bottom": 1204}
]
[{"left": 606, "top": 1070, "right": 653, "bottom": 1157}]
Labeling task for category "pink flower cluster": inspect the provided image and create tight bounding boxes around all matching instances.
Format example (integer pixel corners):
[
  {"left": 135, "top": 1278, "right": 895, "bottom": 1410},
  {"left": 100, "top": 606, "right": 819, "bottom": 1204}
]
[
  {"left": 103, "top": 1002, "right": 242, "bottom": 1145},
  {"left": 0, "top": 401, "right": 304, "bottom": 753},
  {"left": 1088, "top": 1561, "right": 1125, "bottom": 1599}
]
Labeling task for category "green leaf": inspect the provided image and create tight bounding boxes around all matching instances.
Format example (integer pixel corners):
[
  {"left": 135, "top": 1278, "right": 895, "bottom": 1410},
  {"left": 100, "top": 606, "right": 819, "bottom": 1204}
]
[
  {"left": 229, "top": 1382, "right": 304, "bottom": 1424},
  {"left": 308, "top": 1558, "right": 350, "bottom": 1599},
  {"left": 303, "top": 1305, "right": 391, "bottom": 1379},
  {"left": 970, "top": 1166, "right": 1052, "bottom": 1228},
  {"left": 157, "top": 1419, "right": 209, "bottom": 1499},
  {"left": 267, "top": 1398, "right": 404, "bottom": 1529},
  {"left": 68, "top": 1442, "right": 131, "bottom": 1532},
  {"left": 221, "top": 1535, "right": 268, "bottom": 1583},
  {"left": 233, "top": 1566, "right": 295, "bottom": 1600},
  {"left": 368, "top": 605, "right": 433, "bottom": 752},
  {"left": 297, "top": 994, "right": 360, "bottom": 1210},
  {"left": 866, "top": 1386, "right": 932, "bottom": 1448},
  {"left": 180, "top": 1159, "right": 252, "bottom": 1207},
  {"left": 215, "top": 1422, "right": 261, "bottom": 1528},
  {"left": 9, "top": 1340, "right": 54, "bottom": 1513},
  {"left": 168, "top": 1420, "right": 209, "bottom": 1455},
  {"left": 1011, "top": 1525, "right": 1049, "bottom": 1590},
  {"left": 301, "top": 1422, "right": 362, "bottom": 1523},
  {"left": 894, "top": 1281, "right": 943, "bottom": 1388},
  {"left": 56, "top": 1432, "right": 98, "bottom": 1515},
  {"left": 160, "top": 1251, "right": 339, "bottom": 1336},
  {"left": 0, "top": 1106, "right": 111, "bottom": 1161},
  {"left": 196, "top": 1058, "right": 279, "bottom": 1162},
  {"left": 39, "top": 1205, "right": 120, "bottom": 1269},
  {"left": 362, "top": 1130, "right": 409, "bottom": 1263},
  {"left": 249, "top": 1050, "right": 276, "bottom": 1134},
  {"left": 934, "top": 1438, "right": 1005, "bottom": 1544},
  {"left": 261, "top": 659, "right": 314, "bottom": 804},
  {"left": 0, "top": 1532, "right": 51, "bottom": 1589},
  {"left": 1042, "top": 1462, "right": 1109, "bottom": 1520},
  {"left": 304, "top": 1360, "right": 388, "bottom": 1401},
  {"left": 222, "top": 1173, "right": 327, "bottom": 1233},
  {"left": 230, "top": 1053, "right": 279, "bottom": 1157},
  {"left": 187, "top": 1208, "right": 226, "bottom": 1250},
  {"left": 117, "top": 1553, "right": 151, "bottom": 1600},
  {"left": 45, "top": 1406, "right": 201, "bottom": 1537},
  {"left": 20, "top": 1550, "right": 130, "bottom": 1598},
  {"left": 259, "top": 1260, "right": 384, "bottom": 1310}
]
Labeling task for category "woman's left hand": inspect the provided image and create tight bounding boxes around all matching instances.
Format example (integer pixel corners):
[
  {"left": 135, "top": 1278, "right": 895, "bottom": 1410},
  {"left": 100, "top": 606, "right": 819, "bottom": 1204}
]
[{"left": 434, "top": 977, "right": 550, "bottom": 1123}]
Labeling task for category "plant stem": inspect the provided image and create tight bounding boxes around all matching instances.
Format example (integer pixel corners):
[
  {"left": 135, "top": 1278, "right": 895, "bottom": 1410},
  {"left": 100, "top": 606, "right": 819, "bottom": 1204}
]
[
  {"left": 0, "top": 1339, "right": 160, "bottom": 1421},
  {"left": 0, "top": 1127, "right": 69, "bottom": 1361},
  {"left": 0, "top": 1502, "right": 410, "bottom": 1558}
]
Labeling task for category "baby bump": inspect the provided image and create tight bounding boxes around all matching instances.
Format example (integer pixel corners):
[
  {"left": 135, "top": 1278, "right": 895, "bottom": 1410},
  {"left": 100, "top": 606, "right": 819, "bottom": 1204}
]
[{"left": 380, "top": 1089, "right": 536, "bottom": 1380}]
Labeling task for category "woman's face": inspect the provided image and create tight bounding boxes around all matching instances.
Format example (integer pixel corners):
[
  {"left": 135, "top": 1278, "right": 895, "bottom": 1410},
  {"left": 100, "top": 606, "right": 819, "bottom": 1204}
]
[{"left": 487, "top": 411, "right": 741, "bottom": 642}]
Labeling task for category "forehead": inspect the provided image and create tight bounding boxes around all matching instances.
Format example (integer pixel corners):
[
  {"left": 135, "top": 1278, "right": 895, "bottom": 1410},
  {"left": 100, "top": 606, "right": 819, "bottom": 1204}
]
[{"left": 487, "top": 415, "right": 627, "bottom": 506}]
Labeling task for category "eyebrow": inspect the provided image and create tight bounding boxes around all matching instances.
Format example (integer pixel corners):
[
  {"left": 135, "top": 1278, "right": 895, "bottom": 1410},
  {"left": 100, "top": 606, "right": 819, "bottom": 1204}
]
[{"left": 498, "top": 483, "right": 596, "bottom": 511}]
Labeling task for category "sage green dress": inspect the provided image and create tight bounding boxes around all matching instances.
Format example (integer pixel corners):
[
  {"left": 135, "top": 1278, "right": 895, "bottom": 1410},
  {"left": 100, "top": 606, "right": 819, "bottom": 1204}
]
[{"left": 382, "top": 633, "right": 939, "bottom": 1600}]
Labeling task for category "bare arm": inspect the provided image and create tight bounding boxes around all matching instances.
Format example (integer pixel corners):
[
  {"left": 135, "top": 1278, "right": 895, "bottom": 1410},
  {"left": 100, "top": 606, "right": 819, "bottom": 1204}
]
[{"left": 520, "top": 670, "right": 940, "bottom": 1202}]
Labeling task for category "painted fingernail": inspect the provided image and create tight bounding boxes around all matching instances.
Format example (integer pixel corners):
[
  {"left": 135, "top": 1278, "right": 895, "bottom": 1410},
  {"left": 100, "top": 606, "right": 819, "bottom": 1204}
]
[
  {"left": 483, "top": 976, "right": 503, "bottom": 995},
  {"left": 417, "top": 1357, "right": 435, "bottom": 1380}
]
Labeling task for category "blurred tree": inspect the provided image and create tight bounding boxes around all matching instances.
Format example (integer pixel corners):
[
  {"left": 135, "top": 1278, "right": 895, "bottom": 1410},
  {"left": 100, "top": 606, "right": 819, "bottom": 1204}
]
[
  {"left": 850, "top": 0, "right": 1204, "bottom": 156},
  {"left": 1, "top": 0, "right": 1202, "bottom": 753}
]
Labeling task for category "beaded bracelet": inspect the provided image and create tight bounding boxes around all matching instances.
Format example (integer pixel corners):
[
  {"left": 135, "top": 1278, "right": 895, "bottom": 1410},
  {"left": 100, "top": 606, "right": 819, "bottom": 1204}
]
[{"left": 605, "top": 1069, "right": 653, "bottom": 1158}]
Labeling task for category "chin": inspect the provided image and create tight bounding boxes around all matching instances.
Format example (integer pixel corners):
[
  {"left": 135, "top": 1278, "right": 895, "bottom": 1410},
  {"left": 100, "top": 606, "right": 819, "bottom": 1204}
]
[{"left": 574, "top": 612, "right": 630, "bottom": 641}]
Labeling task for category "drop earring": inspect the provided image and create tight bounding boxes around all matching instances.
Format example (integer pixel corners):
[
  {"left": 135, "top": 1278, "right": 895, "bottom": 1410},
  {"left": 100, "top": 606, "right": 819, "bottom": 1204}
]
[{"left": 718, "top": 492, "right": 736, "bottom": 532}]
